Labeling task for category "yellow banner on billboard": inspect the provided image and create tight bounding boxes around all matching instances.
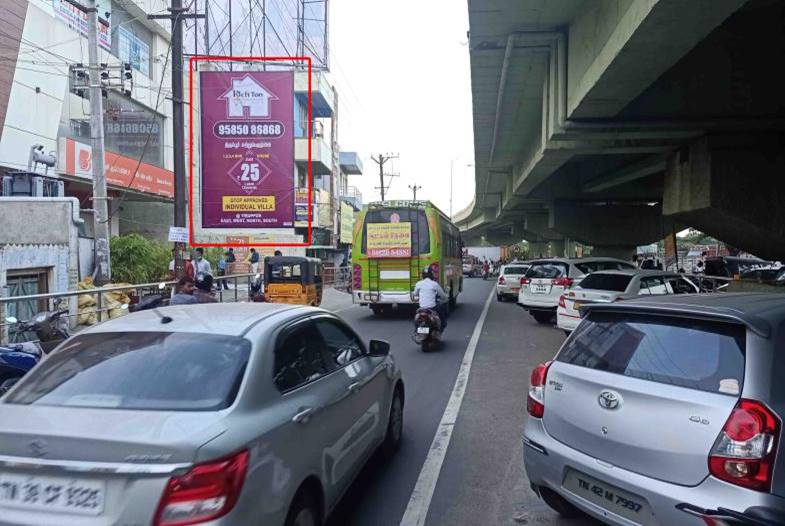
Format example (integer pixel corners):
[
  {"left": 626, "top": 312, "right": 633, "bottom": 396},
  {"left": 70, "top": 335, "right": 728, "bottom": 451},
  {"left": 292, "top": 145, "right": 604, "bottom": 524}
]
[
  {"left": 340, "top": 202, "right": 354, "bottom": 243},
  {"left": 367, "top": 222, "right": 411, "bottom": 258},
  {"left": 222, "top": 196, "right": 275, "bottom": 212}
]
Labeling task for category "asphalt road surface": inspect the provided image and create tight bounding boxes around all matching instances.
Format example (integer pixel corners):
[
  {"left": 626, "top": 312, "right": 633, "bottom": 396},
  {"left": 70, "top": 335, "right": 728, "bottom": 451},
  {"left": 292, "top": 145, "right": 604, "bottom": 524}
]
[{"left": 323, "top": 278, "right": 599, "bottom": 526}]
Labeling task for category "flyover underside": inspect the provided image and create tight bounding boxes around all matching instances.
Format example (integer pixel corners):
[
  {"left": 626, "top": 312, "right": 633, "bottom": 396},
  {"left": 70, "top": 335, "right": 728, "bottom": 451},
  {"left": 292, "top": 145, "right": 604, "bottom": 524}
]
[{"left": 460, "top": 0, "right": 785, "bottom": 260}]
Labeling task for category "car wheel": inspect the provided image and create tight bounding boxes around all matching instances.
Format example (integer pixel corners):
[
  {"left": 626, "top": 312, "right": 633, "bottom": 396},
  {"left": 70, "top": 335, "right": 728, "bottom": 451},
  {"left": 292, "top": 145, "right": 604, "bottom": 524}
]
[
  {"left": 381, "top": 386, "right": 404, "bottom": 458},
  {"left": 496, "top": 294, "right": 503, "bottom": 302},
  {"left": 539, "top": 487, "right": 586, "bottom": 519},
  {"left": 532, "top": 311, "right": 553, "bottom": 324},
  {"left": 284, "top": 489, "right": 320, "bottom": 526},
  {"left": 371, "top": 306, "right": 384, "bottom": 317}
]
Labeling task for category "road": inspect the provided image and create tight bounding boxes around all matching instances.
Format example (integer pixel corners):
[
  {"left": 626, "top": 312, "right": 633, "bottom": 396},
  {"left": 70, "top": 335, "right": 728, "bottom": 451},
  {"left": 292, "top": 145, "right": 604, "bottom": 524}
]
[{"left": 322, "top": 278, "right": 599, "bottom": 526}]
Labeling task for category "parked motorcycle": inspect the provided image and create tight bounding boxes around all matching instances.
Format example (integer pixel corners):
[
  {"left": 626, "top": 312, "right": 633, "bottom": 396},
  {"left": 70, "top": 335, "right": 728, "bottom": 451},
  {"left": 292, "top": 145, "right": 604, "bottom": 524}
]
[
  {"left": 5, "top": 303, "right": 70, "bottom": 355},
  {"left": 0, "top": 341, "right": 41, "bottom": 395},
  {"left": 413, "top": 308, "right": 442, "bottom": 352}
]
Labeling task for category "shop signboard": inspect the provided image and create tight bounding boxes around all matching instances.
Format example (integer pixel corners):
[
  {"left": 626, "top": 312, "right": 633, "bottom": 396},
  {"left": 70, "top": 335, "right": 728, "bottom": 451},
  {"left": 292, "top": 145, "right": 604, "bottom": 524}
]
[
  {"left": 200, "top": 71, "right": 294, "bottom": 228},
  {"left": 340, "top": 202, "right": 354, "bottom": 243}
]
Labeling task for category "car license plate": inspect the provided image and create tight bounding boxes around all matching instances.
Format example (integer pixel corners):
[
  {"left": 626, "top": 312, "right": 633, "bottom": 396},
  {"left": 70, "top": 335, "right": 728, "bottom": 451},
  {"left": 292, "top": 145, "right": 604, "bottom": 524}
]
[
  {"left": 0, "top": 473, "right": 105, "bottom": 516},
  {"left": 417, "top": 327, "right": 430, "bottom": 334},
  {"left": 563, "top": 470, "right": 653, "bottom": 525},
  {"left": 532, "top": 284, "right": 549, "bottom": 294}
]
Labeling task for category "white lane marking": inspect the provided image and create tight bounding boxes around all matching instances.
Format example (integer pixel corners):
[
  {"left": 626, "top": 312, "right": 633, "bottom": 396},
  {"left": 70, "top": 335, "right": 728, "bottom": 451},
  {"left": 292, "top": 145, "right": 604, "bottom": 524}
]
[{"left": 400, "top": 288, "right": 495, "bottom": 526}]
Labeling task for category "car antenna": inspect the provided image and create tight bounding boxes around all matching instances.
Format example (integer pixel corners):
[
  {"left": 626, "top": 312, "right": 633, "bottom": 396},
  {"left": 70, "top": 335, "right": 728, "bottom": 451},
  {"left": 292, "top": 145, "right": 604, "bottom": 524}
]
[{"left": 154, "top": 282, "right": 172, "bottom": 323}]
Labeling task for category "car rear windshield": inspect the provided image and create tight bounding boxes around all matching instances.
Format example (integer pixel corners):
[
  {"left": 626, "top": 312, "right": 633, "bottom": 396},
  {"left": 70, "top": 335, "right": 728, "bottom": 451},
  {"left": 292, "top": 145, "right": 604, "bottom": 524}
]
[
  {"left": 5, "top": 332, "right": 251, "bottom": 411},
  {"left": 525, "top": 261, "right": 569, "bottom": 279},
  {"left": 574, "top": 261, "right": 636, "bottom": 274},
  {"left": 504, "top": 266, "right": 528, "bottom": 275},
  {"left": 577, "top": 274, "right": 632, "bottom": 292},
  {"left": 557, "top": 313, "right": 745, "bottom": 395}
]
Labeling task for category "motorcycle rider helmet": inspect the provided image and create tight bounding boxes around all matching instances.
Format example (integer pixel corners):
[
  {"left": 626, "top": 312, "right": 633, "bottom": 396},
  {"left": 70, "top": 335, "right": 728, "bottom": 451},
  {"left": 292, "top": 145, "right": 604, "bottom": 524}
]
[
  {"left": 422, "top": 266, "right": 434, "bottom": 280},
  {"left": 195, "top": 272, "right": 213, "bottom": 292}
]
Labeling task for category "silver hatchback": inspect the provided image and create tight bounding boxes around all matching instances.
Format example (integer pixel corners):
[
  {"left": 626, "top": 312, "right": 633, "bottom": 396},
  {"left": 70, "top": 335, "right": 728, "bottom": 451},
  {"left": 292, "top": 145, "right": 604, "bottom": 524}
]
[
  {"left": 523, "top": 293, "right": 785, "bottom": 525},
  {"left": 0, "top": 303, "right": 404, "bottom": 526}
]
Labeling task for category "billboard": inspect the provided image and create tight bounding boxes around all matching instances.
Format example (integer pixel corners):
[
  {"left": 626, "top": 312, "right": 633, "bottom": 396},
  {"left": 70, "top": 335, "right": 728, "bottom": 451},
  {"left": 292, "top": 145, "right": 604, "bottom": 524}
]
[
  {"left": 367, "top": 222, "right": 411, "bottom": 258},
  {"left": 200, "top": 71, "right": 294, "bottom": 228}
]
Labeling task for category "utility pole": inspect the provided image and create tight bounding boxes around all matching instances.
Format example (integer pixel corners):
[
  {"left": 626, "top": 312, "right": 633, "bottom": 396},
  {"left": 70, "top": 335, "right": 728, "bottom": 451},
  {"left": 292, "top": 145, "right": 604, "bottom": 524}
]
[
  {"left": 86, "top": 0, "right": 110, "bottom": 284},
  {"left": 408, "top": 184, "right": 421, "bottom": 201},
  {"left": 371, "top": 153, "right": 398, "bottom": 201},
  {"left": 150, "top": 2, "right": 203, "bottom": 279}
]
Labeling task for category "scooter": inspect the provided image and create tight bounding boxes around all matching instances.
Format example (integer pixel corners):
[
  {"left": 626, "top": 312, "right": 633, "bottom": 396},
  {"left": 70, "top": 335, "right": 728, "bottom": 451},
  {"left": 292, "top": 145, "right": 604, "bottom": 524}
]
[
  {"left": 5, "top": 303, "right": 70, "bottom": 355},
  {"left": 0, "top": 342, "right": 41, "bottom": 395},
  {"left": 413, "top": 307, "right": 442, "bottom": 352}
]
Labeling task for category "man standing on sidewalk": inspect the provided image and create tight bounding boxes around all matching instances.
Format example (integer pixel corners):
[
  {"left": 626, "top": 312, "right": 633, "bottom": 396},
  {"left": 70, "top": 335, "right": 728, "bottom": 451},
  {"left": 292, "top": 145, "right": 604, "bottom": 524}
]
[
  {"left": 217, "top": 253, "right": 230, "bottom": 290},
  {"left": 193, "top": 248, "right": 212, "bottom": 276}
]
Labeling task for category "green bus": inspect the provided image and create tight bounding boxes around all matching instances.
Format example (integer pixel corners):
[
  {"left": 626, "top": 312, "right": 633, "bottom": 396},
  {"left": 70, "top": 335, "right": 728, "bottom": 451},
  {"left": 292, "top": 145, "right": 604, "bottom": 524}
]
[{"left": 350, "top": 200, "right": 463, "bottom": 314}]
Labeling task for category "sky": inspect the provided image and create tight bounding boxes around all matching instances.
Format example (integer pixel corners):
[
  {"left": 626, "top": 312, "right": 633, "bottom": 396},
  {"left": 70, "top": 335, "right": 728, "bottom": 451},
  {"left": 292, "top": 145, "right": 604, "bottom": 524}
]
[{"left": 328, "top": 0, "right": 476, "bottom": 217}]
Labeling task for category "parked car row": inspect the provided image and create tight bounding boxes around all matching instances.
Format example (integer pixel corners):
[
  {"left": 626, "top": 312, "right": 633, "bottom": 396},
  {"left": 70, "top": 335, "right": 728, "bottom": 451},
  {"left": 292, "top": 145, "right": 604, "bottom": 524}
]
[{"left": 523, "top": 293, "right": 785, "bottom": 525}]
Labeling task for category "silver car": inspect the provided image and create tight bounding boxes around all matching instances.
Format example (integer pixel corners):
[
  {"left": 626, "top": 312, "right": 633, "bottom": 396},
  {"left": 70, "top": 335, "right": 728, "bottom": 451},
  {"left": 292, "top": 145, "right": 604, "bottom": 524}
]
[
  {"left": 524, "top": 293, "right": 785, "bottom": 525},
  {"left": 0, "top": 303, "right": 404, "bottom": 526}
]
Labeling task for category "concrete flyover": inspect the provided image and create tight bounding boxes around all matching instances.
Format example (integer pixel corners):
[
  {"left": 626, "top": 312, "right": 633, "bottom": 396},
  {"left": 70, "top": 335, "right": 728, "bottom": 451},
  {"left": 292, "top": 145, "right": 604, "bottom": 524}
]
[{"left": 456, "top": 0, "right": 785, "bottom": 261}]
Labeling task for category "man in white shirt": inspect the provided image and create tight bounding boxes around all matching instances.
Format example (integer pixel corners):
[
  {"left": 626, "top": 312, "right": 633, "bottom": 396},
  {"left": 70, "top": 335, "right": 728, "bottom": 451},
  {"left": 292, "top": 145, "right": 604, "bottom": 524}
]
[
  {"left": 413, "top": 266, "right": 450, "bottom": 329},
  {"left": 192, "top": 248, "right": 212, "bottom": 276}
]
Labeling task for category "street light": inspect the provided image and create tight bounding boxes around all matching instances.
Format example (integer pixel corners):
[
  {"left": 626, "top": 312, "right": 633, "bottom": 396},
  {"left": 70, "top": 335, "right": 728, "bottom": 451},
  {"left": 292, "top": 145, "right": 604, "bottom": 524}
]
[{"left": 450, "top": 159, "right": 474, "bottom": 219}]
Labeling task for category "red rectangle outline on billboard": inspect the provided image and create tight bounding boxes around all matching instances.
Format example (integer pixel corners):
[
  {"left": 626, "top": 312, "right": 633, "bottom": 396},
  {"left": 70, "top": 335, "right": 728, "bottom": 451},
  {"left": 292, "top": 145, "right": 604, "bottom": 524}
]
[{"left": 188, "top": 56, "right": 312, "bottom": 247}]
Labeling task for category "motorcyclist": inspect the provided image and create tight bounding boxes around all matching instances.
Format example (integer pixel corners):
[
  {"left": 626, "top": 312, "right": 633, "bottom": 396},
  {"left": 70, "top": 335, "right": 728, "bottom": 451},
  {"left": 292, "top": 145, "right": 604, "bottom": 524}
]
[
  {"left": 482, "top": 260, "right": 490, "bottom": 279},
  {"left": 413, "top": 266, "right": 449, "bottom": 329},
  {"left": 194, "top": 273, "right": 218, "bottom": 303}
]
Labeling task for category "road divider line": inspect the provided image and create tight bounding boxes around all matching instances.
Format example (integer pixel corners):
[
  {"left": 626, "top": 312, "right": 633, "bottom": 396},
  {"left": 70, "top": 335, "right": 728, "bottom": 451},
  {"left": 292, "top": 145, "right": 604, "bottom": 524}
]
[{"left": 400, "top": 287, "right": 495, "bottom": 526}]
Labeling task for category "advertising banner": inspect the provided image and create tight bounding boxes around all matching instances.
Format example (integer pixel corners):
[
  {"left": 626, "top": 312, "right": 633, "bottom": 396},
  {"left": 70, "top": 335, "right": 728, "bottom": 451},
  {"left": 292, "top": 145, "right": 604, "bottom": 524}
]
[
  {"left": 200, "top": 71, "right": 294, "bottom": 228},
  {"left": 294, "top": 188, "right": 310, "bottom": 227},
  {"left": 53, "top": 0, "right": 111, "bottom": 50},
  {"left": 340, "top": 202, "right": 354, "bottom": 243},
  {"left": 367, "top": 222, "right": 411, "bottom": 258}
]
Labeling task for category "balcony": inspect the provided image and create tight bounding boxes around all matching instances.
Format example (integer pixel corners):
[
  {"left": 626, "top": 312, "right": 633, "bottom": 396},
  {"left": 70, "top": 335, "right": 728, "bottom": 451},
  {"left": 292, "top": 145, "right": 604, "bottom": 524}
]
[
  {"left": 339, "top": 152, "right": 363, "bottom": 175},
  {"left": 340, "top": 185, "right": 362, "bottom": 210},
  {"left": 295, "top": 121, "right": 332, "bottom": 175},
  {"left": 295, "top": 70, "right": 334, "bottom": 118}
]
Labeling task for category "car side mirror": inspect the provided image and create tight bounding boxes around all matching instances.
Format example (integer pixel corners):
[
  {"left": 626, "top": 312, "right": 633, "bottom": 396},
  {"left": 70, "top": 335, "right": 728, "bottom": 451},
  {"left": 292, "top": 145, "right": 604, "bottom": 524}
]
[{"left": 368, "top": 339, "right": 390, "bottom": 357}]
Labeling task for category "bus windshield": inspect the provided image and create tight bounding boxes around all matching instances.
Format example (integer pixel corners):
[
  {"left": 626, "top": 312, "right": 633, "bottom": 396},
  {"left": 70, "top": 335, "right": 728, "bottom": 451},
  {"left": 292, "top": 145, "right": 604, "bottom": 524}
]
[{"left": 361, "top": 208, "right": 430, "bottom": 255}]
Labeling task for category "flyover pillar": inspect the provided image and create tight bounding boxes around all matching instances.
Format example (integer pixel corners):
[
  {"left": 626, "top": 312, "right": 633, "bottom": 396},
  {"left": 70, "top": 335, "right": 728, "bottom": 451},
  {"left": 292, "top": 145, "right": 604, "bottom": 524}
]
[{"left": 663, "top": 134, "right": 785, "bottom": 260}]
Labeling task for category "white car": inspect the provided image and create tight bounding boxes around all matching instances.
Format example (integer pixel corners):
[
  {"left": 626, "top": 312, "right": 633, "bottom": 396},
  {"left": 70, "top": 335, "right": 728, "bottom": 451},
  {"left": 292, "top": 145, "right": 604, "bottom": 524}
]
[
  {"left": 496, "top": 262, "right": 530, "bottom": 301},
  {"left": 518, "top": 258, "right": 636, "bottom": 324},
  {"left": 557, "top": 269, "right": 700, "bottom": 332}
]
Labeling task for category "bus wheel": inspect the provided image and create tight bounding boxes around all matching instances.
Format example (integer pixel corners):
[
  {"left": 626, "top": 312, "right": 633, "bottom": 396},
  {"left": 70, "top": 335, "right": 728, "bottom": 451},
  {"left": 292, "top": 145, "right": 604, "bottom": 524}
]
[{"left": 371, "top": 306, "right": 384, "bottom": 317}]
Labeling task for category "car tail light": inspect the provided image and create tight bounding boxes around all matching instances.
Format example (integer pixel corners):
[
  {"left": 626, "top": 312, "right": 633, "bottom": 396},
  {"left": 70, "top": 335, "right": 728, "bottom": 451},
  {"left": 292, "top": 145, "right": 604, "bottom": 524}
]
[
  {"left": 558, "top": 295, "right": 566, "bottom": 308},
  {"left": 498, "top": 276, "right": 505, "bottom": 285},
  {"left": 552, "top": 277, "right": 573, "bottom": 287},
  {"left": 353, "top": 265, "right": 362, "bottom": 290},
  {"left": 155, "top": 450, "right": 249, "bottom": 526},
  {"left": 520, "top": 278, "right": 530, "bottom": 285},
  {"left": 527, "top": 361, "right": 552, "bottom": 418},
  {"left": 709, "top": 399, "right": 780, "bottom": 491}
]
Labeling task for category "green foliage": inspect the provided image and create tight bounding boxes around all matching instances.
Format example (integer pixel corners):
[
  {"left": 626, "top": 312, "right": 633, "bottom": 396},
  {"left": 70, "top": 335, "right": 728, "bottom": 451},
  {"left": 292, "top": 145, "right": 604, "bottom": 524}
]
[{"left": 110, "top": 234, "right": 171, "bottom": 284}]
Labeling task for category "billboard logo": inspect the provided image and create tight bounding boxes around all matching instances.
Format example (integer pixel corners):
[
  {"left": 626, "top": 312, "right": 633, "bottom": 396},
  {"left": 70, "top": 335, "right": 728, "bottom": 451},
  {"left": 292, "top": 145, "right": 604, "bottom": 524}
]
[{"left": 219, "top": 74, "right": 278, "bottom": 118}]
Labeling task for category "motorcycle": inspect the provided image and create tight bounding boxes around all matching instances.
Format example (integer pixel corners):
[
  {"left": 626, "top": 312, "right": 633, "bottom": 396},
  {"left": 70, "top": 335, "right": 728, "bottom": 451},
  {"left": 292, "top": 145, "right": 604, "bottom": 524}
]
[
  {"left": 0, "top": 341, "right": 41, "bottom": 395},
  {"left": 249, "top": 273, "right": 266, "bottom": 302},
  {"left": 5, "top": 302, "right": 70, "bottom": 355},
  {"left": 413, "top": 307, "right": 442, "bottom": 352}
]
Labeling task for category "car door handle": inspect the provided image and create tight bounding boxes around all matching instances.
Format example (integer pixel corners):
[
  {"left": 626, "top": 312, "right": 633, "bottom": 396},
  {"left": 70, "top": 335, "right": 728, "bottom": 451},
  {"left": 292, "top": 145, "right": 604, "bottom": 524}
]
[
  {"left": 347, "top": 382, "right": 361, "bottom": 394},
  {"left": 292, "top": 407, "right": 318, "bottom": 424}
]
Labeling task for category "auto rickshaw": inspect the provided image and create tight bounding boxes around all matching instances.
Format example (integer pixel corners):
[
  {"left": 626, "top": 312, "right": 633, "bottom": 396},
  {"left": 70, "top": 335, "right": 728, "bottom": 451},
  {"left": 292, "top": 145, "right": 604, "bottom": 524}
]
[{"left": 263, "top": 256, "right": 323, "bottom": 306}]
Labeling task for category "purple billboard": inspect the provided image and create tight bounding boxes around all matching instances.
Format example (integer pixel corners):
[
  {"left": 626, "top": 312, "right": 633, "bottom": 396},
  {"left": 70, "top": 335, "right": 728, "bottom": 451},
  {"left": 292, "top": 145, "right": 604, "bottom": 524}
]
[{"left": 200, "top": 71, "right": 294, "bottom": 228}]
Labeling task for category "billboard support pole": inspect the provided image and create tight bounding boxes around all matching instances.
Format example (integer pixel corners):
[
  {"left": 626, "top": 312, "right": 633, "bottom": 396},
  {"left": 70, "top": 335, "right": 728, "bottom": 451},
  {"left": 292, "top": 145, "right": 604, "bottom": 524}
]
[{"left": 150, "top": 2, "right": 203, "bottom": 277}]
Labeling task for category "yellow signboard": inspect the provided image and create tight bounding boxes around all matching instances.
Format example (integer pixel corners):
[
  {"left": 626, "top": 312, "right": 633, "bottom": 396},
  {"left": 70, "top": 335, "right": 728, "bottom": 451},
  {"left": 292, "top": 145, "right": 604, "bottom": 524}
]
[
  {"left": 222, "top": 196, "right": 275, "bottom": 212},
  {"left": 367, "top": 222, "right": 411, "bottom": 258},
  {"left": 340, "top": 202, "right": 354, "bottom": 244}
]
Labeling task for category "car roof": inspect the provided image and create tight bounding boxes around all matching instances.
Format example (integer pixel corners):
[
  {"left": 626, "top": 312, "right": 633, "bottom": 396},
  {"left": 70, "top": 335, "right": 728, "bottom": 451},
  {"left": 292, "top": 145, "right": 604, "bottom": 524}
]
[
  {"left": 581, "top": 269, "right": 681, "bottom": 277},
  {"left": 528, "top": 257, "right": 629, "bottom": 264},
  {"left": 83, "top": 303, "right": 322, "bottom": 337},
  {"left": 583, "top": 293, "right": 785, "bottom": 338}
]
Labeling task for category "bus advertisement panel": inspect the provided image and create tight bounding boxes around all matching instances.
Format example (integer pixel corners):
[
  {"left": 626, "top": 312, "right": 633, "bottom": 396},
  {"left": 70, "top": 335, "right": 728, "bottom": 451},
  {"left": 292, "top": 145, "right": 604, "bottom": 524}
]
[{"left": 367, "top": 222, "right": 412, "bottom": 258}]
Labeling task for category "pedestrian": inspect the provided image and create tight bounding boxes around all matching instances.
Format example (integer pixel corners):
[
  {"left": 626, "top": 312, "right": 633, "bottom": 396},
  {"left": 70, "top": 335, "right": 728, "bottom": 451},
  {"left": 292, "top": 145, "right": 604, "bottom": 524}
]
[
  {"left": 217, "top": 254, "right": 229, "bottom": 290},
  {"left": 194, "top": 273, "right": 218, "bottom": 303},
  {"left": 246, "top": 248, "right": 260, "bottom": 274},
  {"left": 192, "top": 248, "right": 212, "bottom": 276},
  {"left": 169, "top": 277, "right": 198, "bottom": 305},
  {"left": 274, "top": 250, "right": 283, "bottom": 256},
  {"left": 169, "top": 250, "right": 195, "bottom": 280}
]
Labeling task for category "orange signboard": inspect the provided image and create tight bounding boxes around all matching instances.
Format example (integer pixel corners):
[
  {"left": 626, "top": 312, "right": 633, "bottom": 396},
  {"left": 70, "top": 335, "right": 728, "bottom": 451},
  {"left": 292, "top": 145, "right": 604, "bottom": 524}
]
[{"left": 63, "top": 138, "right": 174, "bottom": 198}]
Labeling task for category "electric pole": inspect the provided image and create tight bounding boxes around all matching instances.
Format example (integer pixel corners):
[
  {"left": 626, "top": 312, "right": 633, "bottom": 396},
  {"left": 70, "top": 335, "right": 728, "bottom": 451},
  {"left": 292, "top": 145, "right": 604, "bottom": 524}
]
[
  {"left": 408, "top": 184, "right": 421, "bottom": 201},
  {"left": 371, "top": 153, "right": 398, "bottom": 201},
  {"left": 87, "top": 0, "right": 110, "bottom": 284},
  {"left": 150, "top": 1, "right": 203, "bottom": 278}
]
